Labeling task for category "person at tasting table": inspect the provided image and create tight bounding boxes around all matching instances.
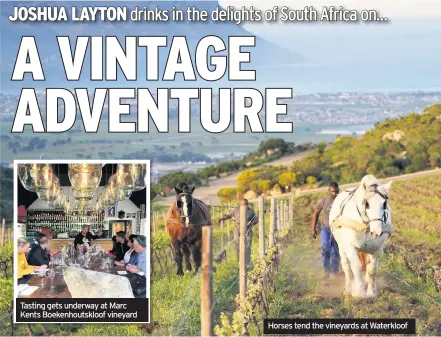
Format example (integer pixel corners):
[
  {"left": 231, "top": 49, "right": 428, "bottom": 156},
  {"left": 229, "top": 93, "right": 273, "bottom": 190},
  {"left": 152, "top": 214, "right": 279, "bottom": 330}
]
[
  {"left": 30, "top": 232, "right": 45, "bottom": 250},
  {"left": 74, "top": 224, "right": 103, "bottom": 250},
  {"left": 126, "top": 235, "right": 147, "bottom": 276},
  {"left": 17, "top": 237, "right": 46, "bottom": 285},
  {"left": 115, "top": 234, "right": 138, "bottom": 266},
  {"left": 112, "top": 231, "right": 130, "bottom": 262},
  {"left": 27, "top": 234, "right": 51, "bottom": 266}
]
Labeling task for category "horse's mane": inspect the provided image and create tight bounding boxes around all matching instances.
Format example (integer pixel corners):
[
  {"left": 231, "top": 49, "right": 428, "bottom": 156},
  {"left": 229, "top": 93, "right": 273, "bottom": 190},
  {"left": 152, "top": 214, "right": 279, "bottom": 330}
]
[
  {"left": 191, "top": 198, "right": 211, "bottom": 225},
  {"left": 360, "top": 175, "right": 380, "bottom": 189},
  {"left": 165, "top": 202, "right": 182, "bottom": 223}
]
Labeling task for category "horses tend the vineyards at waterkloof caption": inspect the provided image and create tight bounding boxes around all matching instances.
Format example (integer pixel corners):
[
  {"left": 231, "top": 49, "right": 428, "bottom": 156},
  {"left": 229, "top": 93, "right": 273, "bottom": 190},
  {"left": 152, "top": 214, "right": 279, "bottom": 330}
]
[
  {"left": 329, "top": 175, "right": 393, "bottom": 298},
  {"left": 164, "top": 182, "right": 212, "bottom": 276}
]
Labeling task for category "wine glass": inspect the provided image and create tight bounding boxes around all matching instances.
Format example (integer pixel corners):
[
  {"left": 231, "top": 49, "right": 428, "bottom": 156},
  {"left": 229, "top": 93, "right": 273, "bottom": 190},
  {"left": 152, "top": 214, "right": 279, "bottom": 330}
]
[
  {"left": 48, "top": 268, "right": 56, "bottom": 292},
  {"left": 39, "top": 268, "right": 46, "bottom": 288}
]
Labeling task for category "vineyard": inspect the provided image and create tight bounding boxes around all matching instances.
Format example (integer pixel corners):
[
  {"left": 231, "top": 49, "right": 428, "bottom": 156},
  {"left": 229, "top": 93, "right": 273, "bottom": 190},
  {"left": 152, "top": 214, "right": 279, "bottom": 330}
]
[{"left": 1, "top": 174, "right": 441, "bottom": 336}]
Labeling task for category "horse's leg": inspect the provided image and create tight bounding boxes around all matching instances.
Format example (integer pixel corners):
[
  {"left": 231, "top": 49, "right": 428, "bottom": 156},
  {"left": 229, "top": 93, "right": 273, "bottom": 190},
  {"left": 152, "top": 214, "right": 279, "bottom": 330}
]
[
  {"left": 339, "top": 247, "right": 352, "bottom": 296},
  {"left": 171, "top": 240, "right": 184, "bottom": 276},
  {"left": 366, "top": 253, "right": 380, "bottom": 298},
  {"left": 346, "top": 246, "right": 365, "bottom": 298},
  {"left": 192, "top": 241, "right": 202, "bottom": 273},
  {"left": 181, "top": 243, "right": 192, "bottom": 272}
]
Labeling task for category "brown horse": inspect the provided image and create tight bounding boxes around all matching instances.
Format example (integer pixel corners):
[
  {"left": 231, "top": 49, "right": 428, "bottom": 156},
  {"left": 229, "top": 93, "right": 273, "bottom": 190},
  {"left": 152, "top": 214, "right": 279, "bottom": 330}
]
[{"left": 164, "top": 184, "right": 211, "bottom": 276}]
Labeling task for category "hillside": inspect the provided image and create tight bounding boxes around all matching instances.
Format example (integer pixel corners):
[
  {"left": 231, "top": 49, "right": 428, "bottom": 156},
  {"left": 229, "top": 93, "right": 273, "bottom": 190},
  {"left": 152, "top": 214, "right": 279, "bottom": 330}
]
[
  {"left": 296, "top": 104, "right": 441, "bottom": 184},
  {"left": 206, "top": 104, "right": 441, "bottom": 202}
]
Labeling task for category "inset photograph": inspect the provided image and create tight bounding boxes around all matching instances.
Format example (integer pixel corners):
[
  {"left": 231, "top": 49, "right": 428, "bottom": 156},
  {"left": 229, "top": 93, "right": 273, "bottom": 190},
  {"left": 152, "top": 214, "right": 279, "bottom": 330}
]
[{"left": 14, "top": 161, "right": 150, "bottom": 301}]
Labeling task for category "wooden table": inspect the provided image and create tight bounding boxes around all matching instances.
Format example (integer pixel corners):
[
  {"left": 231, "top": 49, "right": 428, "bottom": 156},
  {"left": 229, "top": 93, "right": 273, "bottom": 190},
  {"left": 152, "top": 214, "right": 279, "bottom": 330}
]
[{"left": 18, "top": 261, "right": 126, "bottom": 298}]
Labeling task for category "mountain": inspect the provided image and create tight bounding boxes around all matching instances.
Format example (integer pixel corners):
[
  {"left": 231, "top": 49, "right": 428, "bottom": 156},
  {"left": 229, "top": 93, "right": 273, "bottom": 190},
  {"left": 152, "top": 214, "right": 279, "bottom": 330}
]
[{"left": 0, "top": 1, "right": 305, "bottom": 91}]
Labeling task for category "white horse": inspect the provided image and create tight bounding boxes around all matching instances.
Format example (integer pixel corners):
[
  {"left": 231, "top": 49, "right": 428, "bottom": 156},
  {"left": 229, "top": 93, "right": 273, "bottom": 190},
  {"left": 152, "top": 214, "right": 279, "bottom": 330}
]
[{"left": 329, "top": 175, "right": 393, "bottom": 298}]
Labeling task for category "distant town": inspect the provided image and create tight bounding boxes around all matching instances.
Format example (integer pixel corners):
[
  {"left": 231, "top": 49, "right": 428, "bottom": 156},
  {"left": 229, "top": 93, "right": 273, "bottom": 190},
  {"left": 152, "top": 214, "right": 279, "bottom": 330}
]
[
  {"left": 0, "top": 91, "right": 439, "bottom": 126},
  {"left": 1, "top": 90, "right": 439, "bottom": 181}
]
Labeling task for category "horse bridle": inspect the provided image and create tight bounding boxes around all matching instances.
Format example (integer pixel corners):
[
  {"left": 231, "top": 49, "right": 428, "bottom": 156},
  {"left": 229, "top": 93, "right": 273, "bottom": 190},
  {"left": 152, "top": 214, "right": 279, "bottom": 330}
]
[
  {"left": 176, "top": 192, "right": 194, "bottom": 220},
  {"left": 339, "top": 184, "right": 389, "bottom": 236}
]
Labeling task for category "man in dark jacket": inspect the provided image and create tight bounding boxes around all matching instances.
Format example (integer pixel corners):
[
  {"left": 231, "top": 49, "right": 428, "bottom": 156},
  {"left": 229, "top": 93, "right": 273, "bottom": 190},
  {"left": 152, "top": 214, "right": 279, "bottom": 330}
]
[
  {"left": 74, "top": 225, "right": 103, "bottom": 249},
  {"left": 217, "top": 199, "right": 258, "bottom": 261},
  {"left": 27, "top": 234, "right": 50, "bottom": 266},
  {"left": 113, "top": 231, "right": 129, "bottom": 261}
]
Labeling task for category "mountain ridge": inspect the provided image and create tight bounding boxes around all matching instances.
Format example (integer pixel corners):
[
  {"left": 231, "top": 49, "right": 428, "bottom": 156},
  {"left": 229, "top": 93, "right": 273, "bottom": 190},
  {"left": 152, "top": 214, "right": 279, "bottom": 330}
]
[{"left": 0, "top": 1, "right": 305, "bottom": 90}]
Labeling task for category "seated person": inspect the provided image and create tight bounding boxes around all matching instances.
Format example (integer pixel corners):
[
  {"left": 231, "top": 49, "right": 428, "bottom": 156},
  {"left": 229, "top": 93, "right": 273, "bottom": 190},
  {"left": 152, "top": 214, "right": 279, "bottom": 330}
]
[
  {"left": 30, "top": 232, "right": 45, "bottom": 250},
  {"left": 115, "top": 234, "right": 138, "bottom": 266},
  {"left": 74, "top": 224, "right": 103, "bottom": 249},
  {"left": 126, "top": 235, "right": 147, "bottom": 276},
  {"left": 17, "top": 237, "right": 46, "bottom": 285},
  {"left": 27, "top": 234, "right": 51, "bottom": 266},
  {"left": 113, "top": 231, "right": 130, "bottom": 262}
]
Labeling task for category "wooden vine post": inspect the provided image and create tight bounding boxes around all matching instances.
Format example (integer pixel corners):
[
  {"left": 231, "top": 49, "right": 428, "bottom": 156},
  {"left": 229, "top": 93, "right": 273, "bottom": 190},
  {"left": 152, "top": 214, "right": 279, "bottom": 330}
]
[
  {"left": 239, "top": 200, "right": 247, "bottom": 299},
  {"left": 290, "top": 192, "right": 295, "bottom": 227},
  {"left": 227, "top": 202, "right": 231, "bottom": 242},
  {"left": 220, "top": 206, "right": 224, "bottom": 248},
  {"left": 277, "top": 200, "right": 283, "bottom": 229},
  {"left": 258, "top": 196, "right": 265, "bottom": 258},
  {"left": 201, "top": 222, "right": 213, "bottom": 336},
  {"left": 1, "top": 219, "right": 5, "bottom": 246},
  {"left": 269, "top": 199, "right": 276, "bottom": 248}
]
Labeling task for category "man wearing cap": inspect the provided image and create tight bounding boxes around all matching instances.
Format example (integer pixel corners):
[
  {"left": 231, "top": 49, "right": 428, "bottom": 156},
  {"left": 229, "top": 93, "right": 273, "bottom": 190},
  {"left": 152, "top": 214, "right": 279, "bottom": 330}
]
[
  {"left": 27, "top": 234, "right": 51, "bottom": 267},
  {"left": 126, "top": 235, "right": 147, "bottom": 276},
  {"left": 217, "top": 199, "right": 258, "bottom": 260}
]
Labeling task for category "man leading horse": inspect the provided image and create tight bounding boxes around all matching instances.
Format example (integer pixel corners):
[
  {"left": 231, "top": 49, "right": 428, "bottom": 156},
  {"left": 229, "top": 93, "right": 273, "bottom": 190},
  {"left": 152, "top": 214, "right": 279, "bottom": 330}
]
[{"left": 311, "top": 181, "right": 341, "bottom": 280}]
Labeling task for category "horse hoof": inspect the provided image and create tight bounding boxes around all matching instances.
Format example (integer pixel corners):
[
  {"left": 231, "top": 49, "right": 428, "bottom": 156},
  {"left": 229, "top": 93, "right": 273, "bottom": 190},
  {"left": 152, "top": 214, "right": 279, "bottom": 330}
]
[
  {"left": 177, "top": 270, "right": 184, "bottom": 276},
  {"left": 352, "top": 292, "right": 366, "bottom": 299}
]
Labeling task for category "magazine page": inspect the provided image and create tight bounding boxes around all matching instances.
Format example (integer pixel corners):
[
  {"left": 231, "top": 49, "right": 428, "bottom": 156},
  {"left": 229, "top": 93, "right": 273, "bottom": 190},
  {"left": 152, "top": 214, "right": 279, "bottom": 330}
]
[{"left": 0, "top": 0, "right": 440, "bottom": 336}]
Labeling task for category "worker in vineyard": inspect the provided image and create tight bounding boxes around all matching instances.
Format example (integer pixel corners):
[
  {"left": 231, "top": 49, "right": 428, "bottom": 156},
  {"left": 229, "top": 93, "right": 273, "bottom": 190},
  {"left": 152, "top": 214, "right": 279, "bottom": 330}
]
[
  {"left": 217, "top": 199, "right": 258, "bottom": 261},
  {"left": 311, "top": 182, "right": 341, "bottom": 279}
]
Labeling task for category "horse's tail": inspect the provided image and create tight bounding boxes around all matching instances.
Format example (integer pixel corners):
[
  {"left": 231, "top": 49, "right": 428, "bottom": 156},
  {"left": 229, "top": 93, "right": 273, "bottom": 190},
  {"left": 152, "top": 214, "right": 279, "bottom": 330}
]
[{"left": 358, "top": 252, "right": 367, "bottom": 274}]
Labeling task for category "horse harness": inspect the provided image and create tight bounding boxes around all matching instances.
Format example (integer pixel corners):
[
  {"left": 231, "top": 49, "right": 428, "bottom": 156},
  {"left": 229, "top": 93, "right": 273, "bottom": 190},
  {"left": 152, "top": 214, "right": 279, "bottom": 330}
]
[{"left": 335, "top": 184, "right": 389, "bottom": 236}]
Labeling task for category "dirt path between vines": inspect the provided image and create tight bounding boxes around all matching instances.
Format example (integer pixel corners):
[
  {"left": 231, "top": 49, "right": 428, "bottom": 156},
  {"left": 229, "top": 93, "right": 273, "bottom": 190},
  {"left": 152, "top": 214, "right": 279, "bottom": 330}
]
[{"left": 270, "top": 195, "right": 441, "bottom": 336}]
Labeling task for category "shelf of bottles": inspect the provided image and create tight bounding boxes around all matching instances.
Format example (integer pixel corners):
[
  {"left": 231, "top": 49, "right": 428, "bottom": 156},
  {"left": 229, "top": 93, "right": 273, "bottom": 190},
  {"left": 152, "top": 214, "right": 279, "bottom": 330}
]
[{"left": 26, "top": 209, "right": 106, "bottom": 234}]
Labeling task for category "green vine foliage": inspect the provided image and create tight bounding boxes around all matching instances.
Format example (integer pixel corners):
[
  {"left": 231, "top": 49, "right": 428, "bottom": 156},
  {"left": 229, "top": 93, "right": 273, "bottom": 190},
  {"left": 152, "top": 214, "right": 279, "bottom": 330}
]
[
  {"left": 0, "top": 279, "right": 13, "bottom": 311},
  {"left": 0, "top": 242, "right": 13, "bottom": 263},
  {"left": 214, "top": 226, "right": 291, "bottom": 336},
  {"left": 152, "top": 231, "right": 171, "bottom": 251}
]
